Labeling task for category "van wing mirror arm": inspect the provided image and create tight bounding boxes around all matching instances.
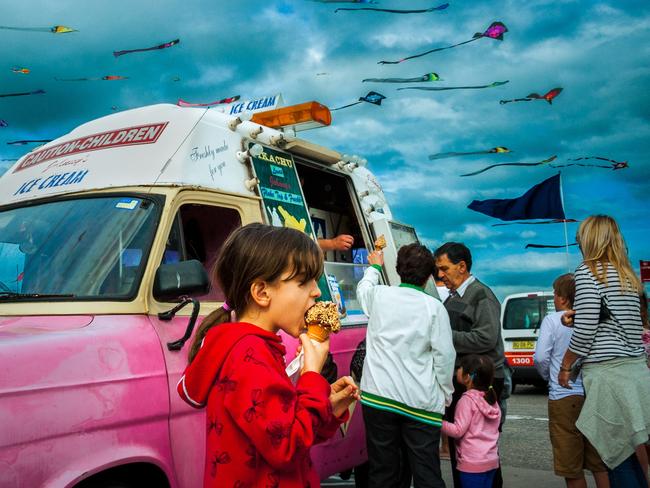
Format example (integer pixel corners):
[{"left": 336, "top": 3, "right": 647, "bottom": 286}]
[{"left": 159, "top": 297, "right": 202, "bottom": 351}]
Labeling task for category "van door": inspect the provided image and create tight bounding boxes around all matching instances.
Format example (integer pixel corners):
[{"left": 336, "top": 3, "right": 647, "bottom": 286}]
[{"left": 147, "top": 191, "right": 260, "bottom": 488}]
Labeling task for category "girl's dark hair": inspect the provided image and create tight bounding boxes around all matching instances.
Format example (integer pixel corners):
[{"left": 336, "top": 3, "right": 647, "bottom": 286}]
[
  {"left": 459, "top": 354, "right": 498, "bottom": 405},
  {"left": 188, "top": 223, "right": 324, "bottom": 362},
  {"left": 641, "top": 291, "right": 649, "bottom": 329}
]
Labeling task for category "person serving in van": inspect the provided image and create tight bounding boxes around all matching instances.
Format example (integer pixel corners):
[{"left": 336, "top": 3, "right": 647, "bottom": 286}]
[
  {"left": 318, "top": 234, "right": 354, "bottom": 252},
  {"left": 434, "top": 242, "right": 505, "bottom": 488}
]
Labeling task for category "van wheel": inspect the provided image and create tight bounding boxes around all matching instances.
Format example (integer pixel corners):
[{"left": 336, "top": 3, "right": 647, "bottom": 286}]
[{"left": 74, "top": 463, "right": 169, "bottom": 488}]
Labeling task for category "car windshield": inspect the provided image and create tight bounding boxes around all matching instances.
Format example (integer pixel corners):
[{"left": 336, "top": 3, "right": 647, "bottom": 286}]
[
  {"left": 503, "top": 296, "right": 555, "bottom": 330},
  {"left": 0, "top": 195, "right": 160, "bottom": 301}
]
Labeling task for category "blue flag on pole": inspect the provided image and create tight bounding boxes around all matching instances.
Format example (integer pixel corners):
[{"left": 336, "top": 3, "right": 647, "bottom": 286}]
[{"left": 467, "top": 173, "right": 565, "bottom": 221}]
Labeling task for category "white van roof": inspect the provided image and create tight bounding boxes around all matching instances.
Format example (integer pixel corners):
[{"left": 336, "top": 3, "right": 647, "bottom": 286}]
[
  {"left": 0, "top": 103, "right": 393, "bottom": 221},
  {"left": 503, "top": 292, "right": 553, "bottom": 301}
]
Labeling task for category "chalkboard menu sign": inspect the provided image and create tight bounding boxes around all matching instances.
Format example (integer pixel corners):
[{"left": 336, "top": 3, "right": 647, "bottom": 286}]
[{"left": 250, "top": 144, "right": 332, "bottom": 301}]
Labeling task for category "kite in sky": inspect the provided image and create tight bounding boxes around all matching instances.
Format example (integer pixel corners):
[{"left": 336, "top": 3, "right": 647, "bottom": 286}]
[
  {"left": 500, "top": 87, "right": 563, "bottom": 105},
  {"left": 336, "top": 3, "right": 449, "bottom": 13},
  {"left": 398, "top": 80, "right": 508, "bottom": 92},
  {"left": 0, "top": 89, "right": 45, "bottom": 98},
  {"left": 378, "top": 21, "right": 507, "bottom": 64},
  {"left": 55, "top": 75, "right": 128, "bottom": 81},
  {"left": 492, "top": 218, "right": 578, "bottom": 227},
  {"left": 0, "top": 120, "right": 8, "bottom": 127},
  {"left": 428, "top": 146, "right": 510, "bottom": 160},
  {"left": 460, "top": 155, "right": 557, "bottom": 177},
  {"left": 331, "top": 91, "right": 386, "bottom": 111},
  {"left": 177, "top": 95, "right": 241, "bottom": 107},
  {"left": 525, "top": 243, "right": 578, "bottom": 249},
  {"left": 0, "top": 25, "right": 76, "bottom": 34},
  {"left": 550, "top": 156, "right": 628, "bottom": 170},
  {"left": 113, "top": 39, "right": 180, "bottom": 58},
  {"left": 7, "top": 139, "right": 52, "bottom": 146},
  {"left": 11, "top": 67, "right": 30, "bottom": 74},
  {"left": 363, "top": 72, "right": 440, "bottom": 83}
]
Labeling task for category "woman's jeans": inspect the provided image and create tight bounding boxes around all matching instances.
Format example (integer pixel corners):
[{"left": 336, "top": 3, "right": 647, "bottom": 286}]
[{"left": 607, "top": 453, "right": 647, "bottom": 487}]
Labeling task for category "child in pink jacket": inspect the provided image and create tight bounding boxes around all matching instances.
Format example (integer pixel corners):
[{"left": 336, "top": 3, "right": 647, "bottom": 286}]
[{"left": 443, "top": 354, "right": 501, "bottom": 488}]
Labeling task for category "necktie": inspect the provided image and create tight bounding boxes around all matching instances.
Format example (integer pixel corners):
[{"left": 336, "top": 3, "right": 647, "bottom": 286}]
[{"left": 444, "top": 289, "right": 458, "bottom": 304}]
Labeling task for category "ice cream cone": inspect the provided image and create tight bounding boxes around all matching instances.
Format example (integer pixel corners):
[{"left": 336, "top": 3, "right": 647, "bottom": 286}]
[
  {"left": 307, "top": 324, "right": 330, "bottom": 342},
  {"left": 374, "top": 234, "right": 386, "bottom": 251}
]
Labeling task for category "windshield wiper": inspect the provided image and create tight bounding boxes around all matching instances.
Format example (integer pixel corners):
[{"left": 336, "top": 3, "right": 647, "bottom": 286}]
[{"left": 0, "top": 292, "right": 76, "bottom": 300}]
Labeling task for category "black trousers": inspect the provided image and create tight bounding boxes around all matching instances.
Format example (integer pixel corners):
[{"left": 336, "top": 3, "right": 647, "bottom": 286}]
[
  {"left": 446, "top": 376, "right": 505, "bottom": 488},
  {"left": 364, "top": 404, "right": 445, "bottom": 488}
]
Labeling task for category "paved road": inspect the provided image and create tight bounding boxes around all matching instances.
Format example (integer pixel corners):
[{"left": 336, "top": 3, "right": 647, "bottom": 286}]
[{"left": 324, "top": 385, "right": 601, "bottom": 487}]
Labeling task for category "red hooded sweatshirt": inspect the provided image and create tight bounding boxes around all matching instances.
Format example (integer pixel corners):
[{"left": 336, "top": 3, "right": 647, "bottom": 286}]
[{"left": 177, "top": 322, "right": 347, "bottom": 487}]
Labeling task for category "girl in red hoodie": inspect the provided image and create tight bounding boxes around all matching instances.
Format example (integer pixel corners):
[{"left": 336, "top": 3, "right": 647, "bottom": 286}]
[
  {"left": 177, "top": 223, "right": 359, "bottom": 487},
  {"left": 442, "top": 355, "right": 501, "bottom": 488}
]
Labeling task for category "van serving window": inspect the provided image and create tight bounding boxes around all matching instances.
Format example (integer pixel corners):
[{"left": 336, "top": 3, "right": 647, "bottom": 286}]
[{"left": 297, "top": 162, "right": 372, "bottom": 324}]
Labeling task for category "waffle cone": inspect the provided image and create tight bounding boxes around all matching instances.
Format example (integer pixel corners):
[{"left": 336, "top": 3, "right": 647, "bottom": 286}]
[{"left": 307, "top": 324, "right": 330, "bottom": 342}]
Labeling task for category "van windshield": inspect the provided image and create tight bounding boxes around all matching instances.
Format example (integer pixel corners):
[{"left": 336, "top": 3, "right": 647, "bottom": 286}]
[
  {"left": 503, "top": 296, "right": 555, "bottom": 330},
  {"left": 0, "top": 195, "right": 159, "bottom": 301}
]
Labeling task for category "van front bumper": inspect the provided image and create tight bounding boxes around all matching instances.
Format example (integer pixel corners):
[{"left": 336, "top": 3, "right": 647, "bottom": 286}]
[{"left": 506, "top": 352, "right": 546, "bottom": 385}]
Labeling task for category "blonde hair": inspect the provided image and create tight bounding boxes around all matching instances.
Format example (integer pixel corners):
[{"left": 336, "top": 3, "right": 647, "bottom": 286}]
[{"left": 577, "top": 215, "right": 641, "bottom": 292}]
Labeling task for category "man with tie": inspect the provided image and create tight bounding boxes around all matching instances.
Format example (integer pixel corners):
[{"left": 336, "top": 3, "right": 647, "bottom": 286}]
[{"left": 434, "top": 242, "right": 505, "bottom": 488}]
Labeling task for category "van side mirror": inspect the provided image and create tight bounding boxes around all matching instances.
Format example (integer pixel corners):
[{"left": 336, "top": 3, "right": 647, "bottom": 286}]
[{"left": 153, "top": 260, "right": 210, "bottom": 301}]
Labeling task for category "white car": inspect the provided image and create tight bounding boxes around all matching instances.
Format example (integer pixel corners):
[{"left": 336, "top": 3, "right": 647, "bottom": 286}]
[{"left": 501, "top": 292, "right": 556, "bottom": 391}]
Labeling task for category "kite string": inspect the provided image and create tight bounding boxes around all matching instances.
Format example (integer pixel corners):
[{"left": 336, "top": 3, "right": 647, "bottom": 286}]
[
  {"left": 0, "top": 26, "right": 50, "bottom": 32},
  {"left": 379, "top": 36, "right": 480, "bottom": 64},
  {"left": 330, "top": 101, "right": 362, "bottom": 111}
]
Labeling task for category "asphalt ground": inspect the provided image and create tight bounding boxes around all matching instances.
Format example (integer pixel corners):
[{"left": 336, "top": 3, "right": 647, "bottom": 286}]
[{"left": 324, "top": 385, "right": 602, "bottom": 487}]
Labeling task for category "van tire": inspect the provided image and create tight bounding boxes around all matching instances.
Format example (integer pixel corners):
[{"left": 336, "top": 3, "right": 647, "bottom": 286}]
[
  {"left": 74, "top": 463, "right": 169, "bottom": 488},
  {"left": 85, "top": 480, "right": 132, "bottom": 488}
]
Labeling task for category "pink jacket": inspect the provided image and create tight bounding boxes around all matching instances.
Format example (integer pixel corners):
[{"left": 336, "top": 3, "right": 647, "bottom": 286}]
[{"left": 442, "top": 389, "right": 501, "bottom": 473}]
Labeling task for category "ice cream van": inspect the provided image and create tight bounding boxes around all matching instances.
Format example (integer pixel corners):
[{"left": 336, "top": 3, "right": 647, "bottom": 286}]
[
  {"left": 0, "top": 102, "right": 435, "bottom": 487},
  {"left": 501, "top": 291, "right": 556, "bottom": 391}
]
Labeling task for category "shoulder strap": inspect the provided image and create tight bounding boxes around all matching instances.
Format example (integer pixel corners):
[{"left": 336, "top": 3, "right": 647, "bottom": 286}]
[{"left": 584, "top": 266, "right": 614, "bottom": 323}]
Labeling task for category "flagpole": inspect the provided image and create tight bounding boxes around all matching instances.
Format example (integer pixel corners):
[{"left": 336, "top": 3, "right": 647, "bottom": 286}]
[{"left": 558, "top": 172, "right": 571, "bottom": 271}]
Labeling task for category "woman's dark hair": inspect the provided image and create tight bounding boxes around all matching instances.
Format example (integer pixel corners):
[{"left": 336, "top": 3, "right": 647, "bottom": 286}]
[
  {"left": 459, "top": 354, "right": 498, "bottom": 405},
  {"left": 188, "top": 223, "right": 323, "bottom": 362},
  {"left": 396, "top": 243, "right": 435, "bottom": 286},
  {"left": 434, "top": 242, "right": 472, "bottom": 272},
  {"left": 641, "top": 291, "right": 649, "bottom": 329}
]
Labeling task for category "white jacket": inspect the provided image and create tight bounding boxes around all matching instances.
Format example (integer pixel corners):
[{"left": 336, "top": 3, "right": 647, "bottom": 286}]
[{"left": 357, "top": 266, "right": 456, "bottom": 423}]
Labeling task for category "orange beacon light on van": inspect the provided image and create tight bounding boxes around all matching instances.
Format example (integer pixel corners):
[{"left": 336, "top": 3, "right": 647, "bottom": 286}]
[{"left": 251, "top": 101, "right": 332, "bottom": 131}]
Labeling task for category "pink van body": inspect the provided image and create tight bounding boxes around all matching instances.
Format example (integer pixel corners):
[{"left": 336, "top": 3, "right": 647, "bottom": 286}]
[{"left": 0, "top": 315, "right": 367, "bottom": 487}]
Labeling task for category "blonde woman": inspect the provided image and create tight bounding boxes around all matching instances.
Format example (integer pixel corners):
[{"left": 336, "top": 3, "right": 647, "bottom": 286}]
[{"left": 558, "top": 215, "right": 650, "bottom": 487}]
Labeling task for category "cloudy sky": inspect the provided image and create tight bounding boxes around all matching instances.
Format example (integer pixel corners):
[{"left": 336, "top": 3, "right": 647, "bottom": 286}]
[{"left": 1, "top": 0, "right": 648, "bottom": 299}]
